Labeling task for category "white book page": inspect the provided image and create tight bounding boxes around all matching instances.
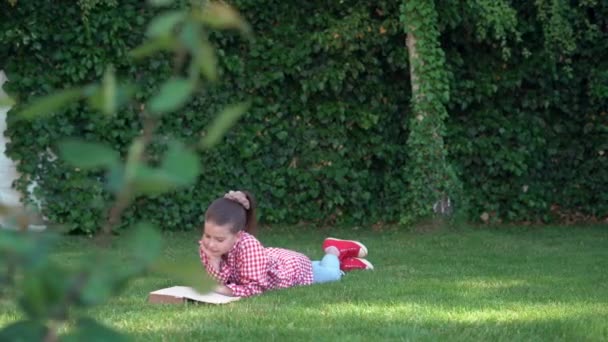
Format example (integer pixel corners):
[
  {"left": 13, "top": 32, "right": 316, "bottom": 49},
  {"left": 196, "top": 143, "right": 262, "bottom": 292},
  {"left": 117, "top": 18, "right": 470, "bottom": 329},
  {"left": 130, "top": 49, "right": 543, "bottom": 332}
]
[{"left": 150, "top": 286, "right": 240, "bottom": 304}]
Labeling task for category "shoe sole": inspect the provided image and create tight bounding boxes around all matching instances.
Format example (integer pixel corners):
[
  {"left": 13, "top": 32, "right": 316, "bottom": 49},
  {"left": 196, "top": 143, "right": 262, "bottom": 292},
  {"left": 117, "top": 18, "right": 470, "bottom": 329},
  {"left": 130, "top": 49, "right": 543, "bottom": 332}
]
[
  {"left": 342, "top": 257, "right": 374, "bottom": 271},
  {"left": 356, "top": 258, "right": 374, "bottom": 270},
  {"left": 324, "top": 237, "right": 368, "bottom": 258}
]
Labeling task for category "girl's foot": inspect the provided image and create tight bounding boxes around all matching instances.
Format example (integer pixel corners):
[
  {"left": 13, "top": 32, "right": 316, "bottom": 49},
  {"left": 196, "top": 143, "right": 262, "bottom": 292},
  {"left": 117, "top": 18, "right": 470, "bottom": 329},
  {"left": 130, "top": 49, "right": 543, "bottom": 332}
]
[
  {"left": 340, "top": 257, "right": 374, "bottom": 271},
  {"left": 322, "top": 237, "right": 368, "bottom": 260}
]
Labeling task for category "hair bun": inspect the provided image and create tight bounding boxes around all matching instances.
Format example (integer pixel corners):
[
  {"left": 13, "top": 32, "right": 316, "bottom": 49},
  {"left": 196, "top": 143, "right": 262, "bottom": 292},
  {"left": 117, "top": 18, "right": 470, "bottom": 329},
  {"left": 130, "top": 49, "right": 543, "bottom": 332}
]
[{"left": 224, "top": 190, "right": 250, "bottom": 210}]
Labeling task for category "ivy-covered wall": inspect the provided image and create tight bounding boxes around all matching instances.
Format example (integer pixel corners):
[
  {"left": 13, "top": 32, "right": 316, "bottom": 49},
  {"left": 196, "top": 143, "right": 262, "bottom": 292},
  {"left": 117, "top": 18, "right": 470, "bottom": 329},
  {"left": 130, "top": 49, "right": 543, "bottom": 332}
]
[
  {"left": 1, "top": 0, "right": 606, "bottom": 232},
  {"left": 441, "top": 1, "right": 608, "bottom": 223}
]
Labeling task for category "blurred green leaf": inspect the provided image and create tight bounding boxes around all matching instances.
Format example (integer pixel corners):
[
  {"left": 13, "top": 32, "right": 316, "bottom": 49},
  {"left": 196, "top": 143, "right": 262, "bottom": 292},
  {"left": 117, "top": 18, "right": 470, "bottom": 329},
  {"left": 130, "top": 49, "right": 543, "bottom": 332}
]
[
  {"left": 88, "top": 83, "right": 135, "bottom": 115},
  {"left": 154, "top": 258, "right": 215, "bottom": 294},
  {"left": 101, "top": 66, "right": 116, "bottom": 115},
  {"left": 124, "top": 139, "right": 145, "bottom": 181},
  {"left": 105, "top": 164, "right": 126, "bottom": 194},
  {"left": 76, "top": 260, "right": 119, "bottom": 307},
  {"left": 178, "top": 21, "right": 206, "bottom": 81},
  {"left": 129, "top": 37, "right": 176, "bottom": 59},
  {"left": 174, "top": 19, "right": 219, "bottom": 81},
  {"left": 197, "top": 2, "right": 251, "bottom": 36},
  {"left": 19, "top": 264, "right": 69, "bottom": 319},
  {"left": 131, "top": 141, "right": 200, "bottom": 195},
  {"left": 0, "top": 96, "right": 15, "bottom": 107},
  {"left": 179, "top": 20, "right": 201, "bottom": 53},
  {"left": 58, "top": 139, "right": 119, "bottom": 170},
  {"left": 126, "top": 222, "right": 162, "bottom": 268},
  {"left": 161, "top": 141, "right": 200, "bottom": 187},
  {"left": 115, "top": 85, "right": 136, "bottom": 112},
  {"left": 18, "top": 276, "right": 47, "bottom": 318},
  {"left": 0, "top": 320, "right": 47, "bottom": 341},
  {"left": 0, "top": 230, "right": 58, "bottom": 269},
  {"left": 148, "top": 78, "right": 195, "bottom": 115},
  {"left": 146, "top": 11, "right": 185, "bottom": 38},
  {"left": 76, "top": 224, "right": 161, "bottom": 308},
  {"left": 201, "top": 102, "right": 250, "bottom": 148},
  {"left": 62, "top": 317, "right": 129, "bottom": 342},
  {"left": 198, "top": 40, "right": 218, "bottom": 82},
  {"left": 0, "top": 226, "right": 28, "bottom": 255},
  {"left": 18, "top": 88, "right": 82, "bottom": 120},
  {"left": 132, "top": 165, "right": 175, "bottom": 196},
  {"left": 148, "top": 0, "right": 173, "bottom": 7}
]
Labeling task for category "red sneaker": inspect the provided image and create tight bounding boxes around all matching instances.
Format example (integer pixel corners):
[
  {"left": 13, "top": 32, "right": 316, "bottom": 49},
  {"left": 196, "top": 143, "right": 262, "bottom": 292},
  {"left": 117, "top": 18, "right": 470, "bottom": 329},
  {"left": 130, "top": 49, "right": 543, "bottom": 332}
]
[
  {"left": 340, "top": 257, "right": 374, "bottom": 272},
  {"left": 322, "top": 237, "right": 368, "bottom": 260}
]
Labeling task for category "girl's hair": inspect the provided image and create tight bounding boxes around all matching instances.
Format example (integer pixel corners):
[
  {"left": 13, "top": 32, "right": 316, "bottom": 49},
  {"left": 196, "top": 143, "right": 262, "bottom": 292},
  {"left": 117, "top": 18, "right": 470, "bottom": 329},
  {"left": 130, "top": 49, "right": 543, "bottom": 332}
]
[{"left": 204, "top": 191, "right": 257, "bottom": 235}]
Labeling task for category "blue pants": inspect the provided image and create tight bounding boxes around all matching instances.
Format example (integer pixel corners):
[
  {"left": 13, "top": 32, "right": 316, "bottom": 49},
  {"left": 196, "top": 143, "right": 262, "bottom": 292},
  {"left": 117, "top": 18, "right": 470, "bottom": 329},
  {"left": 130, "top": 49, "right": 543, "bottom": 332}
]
[{"left": 312, "top": 254, "right": 342, "bottom": 283}]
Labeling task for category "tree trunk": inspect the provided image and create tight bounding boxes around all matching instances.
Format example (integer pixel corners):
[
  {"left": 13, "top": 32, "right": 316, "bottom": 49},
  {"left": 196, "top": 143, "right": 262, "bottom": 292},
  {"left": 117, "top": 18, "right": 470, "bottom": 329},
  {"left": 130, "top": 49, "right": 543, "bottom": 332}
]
[{"left": 400, "top": 0, "right": 460, "bottom": 224}]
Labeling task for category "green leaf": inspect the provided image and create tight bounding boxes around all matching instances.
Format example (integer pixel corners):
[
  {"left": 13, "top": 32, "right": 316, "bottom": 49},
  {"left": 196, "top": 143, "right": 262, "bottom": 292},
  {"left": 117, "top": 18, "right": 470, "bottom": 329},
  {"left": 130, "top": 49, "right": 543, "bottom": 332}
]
[
  {"left": 18, "top": 88, "right": 82, "bottom": 120},
  {"left": 161, "top": 141, "right": 200, "bottom": 187},
  {"left": 62, "top": 317, "right": 130, "bottom": 342},
  {"left": 132, "top": 165, "right": 175, "bottom": 196},
  {"left": 179, "top": 20, "right": 201, "bottom": 53},
  {"left": 75, "top": 246, "right": 146, "bottom": 308},
  {"left": 75, "top": 228, "right": 160, "bottom": 309},
  {"left": 0, "top": 96, "right": 15, "bottom": 108},
  {"left": 129, "top": 37, "right": 176, "bottom": 59},
  {"left": 146, "top": 11, "right": 185, "bottom": 38},
  {"left": 76, "top": 257, "right": 120, "bottom": 307},
  {"left": 105, "top": 164, "right": 125, "bottom": 194},
  {"left": 197, "top": 2, "right": 251, "bottom": 36},
  {"left": 128, "top": 222, "right": 162, "bottom": 266},
  {"left": 19, "top": 263, "right": 69, "bottom": 319},
  {"left": 148, "top": 0, "right": 173, "bottom": 7},
  {"left": 198, "top": 40, "right": 218, "bottom": 82},
  {"left": 0, "top": 227, "right": 28, "bottom": 253},
  {"left": 88, "top": 83, "right": 136, "bottom": 115},
  {"left": 0, "top": 230, "right": 58, "bottom": 269},
  {"left": 154, "top": 258, "right": 215, "bottom": 294},
  {"left": 125, "top": 139, "right": 146, "bottom": 181},
  {"left": 148, "top": 78, "right": 195, "bottom": 115},
  {"left": 130, "top": 141, "right": 199, "bottom": 195},
  {"left": 18, "top": 276, "right": 47, "bottom": 318},
  {"left": 101, "top": 66, "right": 116, "bottom": 115},
  {"left": 201, "top": 102, "right": 250, "bottom": 148},
  {"left": 58, "top": 139, "right": 119, "bottom": 170},
  {"left": 178, "top": 21, "right": 206, "bottom": 81},
  {"left": 0, "top": 320, "right": 48, "bottom": 341}
]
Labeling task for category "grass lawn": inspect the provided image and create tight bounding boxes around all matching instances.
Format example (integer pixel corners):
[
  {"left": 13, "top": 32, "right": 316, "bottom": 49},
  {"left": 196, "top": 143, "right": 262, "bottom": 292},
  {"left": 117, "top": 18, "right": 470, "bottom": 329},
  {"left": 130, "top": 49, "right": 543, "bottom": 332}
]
[{"left": 1, "top": 224, "right": 608, "bottom": 341}]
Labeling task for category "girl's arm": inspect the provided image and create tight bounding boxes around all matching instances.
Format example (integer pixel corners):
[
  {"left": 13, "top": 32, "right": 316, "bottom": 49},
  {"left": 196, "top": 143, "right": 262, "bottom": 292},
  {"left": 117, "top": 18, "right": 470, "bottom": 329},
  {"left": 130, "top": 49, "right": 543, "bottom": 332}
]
[
  {"left": 199, "top": 243, "right": 231, "bottom": 283},
  {"left": 225, "top": 238, "right": 269, "bottom": 297},
  {"left": 214, "top": 285, "right": 234, "bottom": 296}
]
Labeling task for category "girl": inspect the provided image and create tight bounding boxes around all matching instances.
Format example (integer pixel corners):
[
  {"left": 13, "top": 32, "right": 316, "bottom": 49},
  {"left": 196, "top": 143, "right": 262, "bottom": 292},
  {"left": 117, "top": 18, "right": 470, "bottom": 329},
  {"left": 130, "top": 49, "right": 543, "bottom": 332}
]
[{"left": 199, "top": 190, "right": 374, "bottom": 297}]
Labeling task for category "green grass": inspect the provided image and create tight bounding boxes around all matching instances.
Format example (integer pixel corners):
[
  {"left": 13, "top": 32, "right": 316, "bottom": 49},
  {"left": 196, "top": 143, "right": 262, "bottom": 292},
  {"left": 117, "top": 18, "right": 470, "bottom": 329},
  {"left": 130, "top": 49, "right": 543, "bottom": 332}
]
[{"left": 2, "top": 225, "right": 608, "bottom": 341}]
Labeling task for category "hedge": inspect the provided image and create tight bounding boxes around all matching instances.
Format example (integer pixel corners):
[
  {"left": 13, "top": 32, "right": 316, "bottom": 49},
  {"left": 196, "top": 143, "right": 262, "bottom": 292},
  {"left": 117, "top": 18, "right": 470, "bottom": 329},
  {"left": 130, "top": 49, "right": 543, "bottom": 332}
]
[{"left": 1, "top": 0, "right": 606, "bottom": 232}]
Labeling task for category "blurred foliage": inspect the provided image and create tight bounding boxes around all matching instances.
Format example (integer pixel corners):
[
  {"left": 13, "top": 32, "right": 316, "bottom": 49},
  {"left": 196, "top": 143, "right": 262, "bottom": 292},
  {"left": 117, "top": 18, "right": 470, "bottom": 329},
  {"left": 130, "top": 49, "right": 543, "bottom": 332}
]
[{"left": 0, "top": 0, "right": 249, "bottom": 340}]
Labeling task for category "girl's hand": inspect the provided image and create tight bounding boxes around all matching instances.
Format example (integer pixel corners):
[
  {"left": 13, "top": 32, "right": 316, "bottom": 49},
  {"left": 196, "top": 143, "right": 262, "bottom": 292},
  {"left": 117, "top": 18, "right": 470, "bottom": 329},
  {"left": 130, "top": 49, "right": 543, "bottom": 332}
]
[
  {"left": 214, "top": 285, "right": 234, "bottom": 296},
  {"left": 200, "top": 240, "right": 222, "bottom": 259},
  {"left": 199, "top": 242, "right": 222, "bottom": 270}
]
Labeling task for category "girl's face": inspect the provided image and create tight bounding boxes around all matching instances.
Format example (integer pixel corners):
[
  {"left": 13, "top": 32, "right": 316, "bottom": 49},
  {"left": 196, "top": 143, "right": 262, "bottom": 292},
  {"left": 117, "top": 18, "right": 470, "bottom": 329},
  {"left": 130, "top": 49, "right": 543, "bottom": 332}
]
[{"left": 201, "top": 221, "right": 241, "bottom": 257}]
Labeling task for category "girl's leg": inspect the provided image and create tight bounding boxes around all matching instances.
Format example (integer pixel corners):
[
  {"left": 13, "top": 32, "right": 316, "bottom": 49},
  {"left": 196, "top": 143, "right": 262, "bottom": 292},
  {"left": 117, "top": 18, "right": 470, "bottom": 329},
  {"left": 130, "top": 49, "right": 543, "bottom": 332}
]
[
  {"left": 312, "top": 254, "right": 342, "bottom": 283},
  {"left": 319, "top": 253, "right": 340, "bottom": 269}
]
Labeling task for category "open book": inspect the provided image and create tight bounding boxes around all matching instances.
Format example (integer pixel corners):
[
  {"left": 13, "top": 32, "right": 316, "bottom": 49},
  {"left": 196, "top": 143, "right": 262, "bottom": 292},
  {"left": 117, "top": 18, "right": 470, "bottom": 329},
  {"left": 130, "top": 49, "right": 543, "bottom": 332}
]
[{"left": 148, "top": 286, "right": 241, "bottom": 305}]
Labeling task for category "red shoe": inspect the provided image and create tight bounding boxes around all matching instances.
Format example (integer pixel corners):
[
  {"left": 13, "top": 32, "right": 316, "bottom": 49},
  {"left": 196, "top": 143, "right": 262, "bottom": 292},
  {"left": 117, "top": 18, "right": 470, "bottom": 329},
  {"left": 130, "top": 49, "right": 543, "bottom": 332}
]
[
  {"left": 322, "top": 237, "right": 368, "bottom": 260},
  {"left": 341, "top": 257, "right": 374, "bottom": 272}
]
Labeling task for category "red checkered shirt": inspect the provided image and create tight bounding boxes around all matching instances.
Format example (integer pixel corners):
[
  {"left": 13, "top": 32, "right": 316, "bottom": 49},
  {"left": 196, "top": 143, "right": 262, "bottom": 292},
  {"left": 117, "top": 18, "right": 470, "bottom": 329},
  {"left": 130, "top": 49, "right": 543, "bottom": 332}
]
[{"left": 199, "top": 232, "right": 314, "bottom": 297}]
